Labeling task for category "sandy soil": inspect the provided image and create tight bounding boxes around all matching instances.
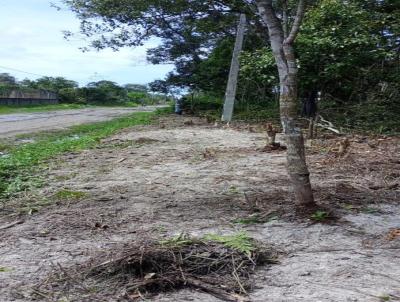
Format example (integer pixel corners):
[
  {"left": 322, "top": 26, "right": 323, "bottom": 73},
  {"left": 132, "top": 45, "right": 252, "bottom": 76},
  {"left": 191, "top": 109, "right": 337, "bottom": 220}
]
[
  {"left": 0, "top": 106, "right": 162, "bottom": 138},
  {"left": 0, "top": 116, "right": 399, "bottom": 302}
]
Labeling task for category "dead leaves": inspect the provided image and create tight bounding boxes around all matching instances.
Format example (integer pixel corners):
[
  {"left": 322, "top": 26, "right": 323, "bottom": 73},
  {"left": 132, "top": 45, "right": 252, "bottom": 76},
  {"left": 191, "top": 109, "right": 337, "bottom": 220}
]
[{"left": 385, "top": 229, "right": 400, "bottom": 241}]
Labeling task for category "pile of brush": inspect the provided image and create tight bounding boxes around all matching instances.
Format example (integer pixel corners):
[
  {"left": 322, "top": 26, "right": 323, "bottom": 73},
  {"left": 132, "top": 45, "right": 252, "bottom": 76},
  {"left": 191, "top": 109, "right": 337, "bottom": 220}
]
[{"left": 34, "top": 234, "right": 277, "bottom": 302}]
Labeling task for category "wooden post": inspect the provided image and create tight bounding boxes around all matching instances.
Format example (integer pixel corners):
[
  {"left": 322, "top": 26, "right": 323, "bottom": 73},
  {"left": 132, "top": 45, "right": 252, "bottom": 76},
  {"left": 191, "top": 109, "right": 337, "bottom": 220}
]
[{"left": 221, "top": 13, "right": 246, "bottom": 122}]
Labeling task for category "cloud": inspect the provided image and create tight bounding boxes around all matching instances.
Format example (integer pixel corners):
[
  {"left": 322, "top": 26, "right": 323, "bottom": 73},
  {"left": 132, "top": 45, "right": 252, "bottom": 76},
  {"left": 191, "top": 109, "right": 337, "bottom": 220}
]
[{"left": 0, "top": 0, "right": 173, "bottom": 85}]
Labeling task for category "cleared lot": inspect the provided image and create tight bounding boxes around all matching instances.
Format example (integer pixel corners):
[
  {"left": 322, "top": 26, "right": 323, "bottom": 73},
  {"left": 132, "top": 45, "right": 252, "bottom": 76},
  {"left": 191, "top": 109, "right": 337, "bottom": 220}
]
[{"left": 1, "top": 116, "right": 399, "bottom": 301}]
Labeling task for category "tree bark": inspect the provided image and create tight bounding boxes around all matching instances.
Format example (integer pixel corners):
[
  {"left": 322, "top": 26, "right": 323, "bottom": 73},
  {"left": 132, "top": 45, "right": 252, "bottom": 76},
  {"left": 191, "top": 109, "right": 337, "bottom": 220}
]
[{"left": 256, "top": 0, "right": 315, "bottom": 206}]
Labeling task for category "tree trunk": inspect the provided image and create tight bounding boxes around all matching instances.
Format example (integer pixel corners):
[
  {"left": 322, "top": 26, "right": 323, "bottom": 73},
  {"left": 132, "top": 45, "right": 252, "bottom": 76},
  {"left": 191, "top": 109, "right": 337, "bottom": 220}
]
[
  {"left": 280, "top": 44, "right": 314, "bottom": 206},
  {"left": 256, "top": 0, "right": 315, "bottom": 206}
]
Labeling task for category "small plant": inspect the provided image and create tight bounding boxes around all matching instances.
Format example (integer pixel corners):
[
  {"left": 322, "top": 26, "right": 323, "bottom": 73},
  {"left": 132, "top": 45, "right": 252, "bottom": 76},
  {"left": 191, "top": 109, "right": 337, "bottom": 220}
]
[
  {"left": 310, "top": 210, "right": 329, "bottom": 222},
  {"left": 379, "top": 295, "right": 391, "bottom": 301},
  {"left": 228, "top": 186, "right": 240, "bottom": 194},
  {"left": 0, "top": 266, "right": 13, "bottom": 272},
  {"left": 204, "top": 232, "right": 256, "bottom": 255}
]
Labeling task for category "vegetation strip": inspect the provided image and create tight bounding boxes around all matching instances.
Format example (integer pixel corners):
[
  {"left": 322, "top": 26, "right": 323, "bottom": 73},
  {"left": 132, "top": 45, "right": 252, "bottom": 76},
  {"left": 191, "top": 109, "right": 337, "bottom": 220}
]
[
  {"left": 0, "top": 112, "right": 154, "bottom": 200},
  {"left": 0, "top": 104, "right": 88, "bottom": 115}
]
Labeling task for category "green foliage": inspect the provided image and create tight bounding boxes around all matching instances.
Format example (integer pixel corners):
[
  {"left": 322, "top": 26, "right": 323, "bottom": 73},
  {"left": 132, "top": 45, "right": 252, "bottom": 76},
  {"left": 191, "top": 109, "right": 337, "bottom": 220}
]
[
  {"left": 0, "top": 104, "right": 87, "bottom": 115},
  {"left": 54, "top": 189, "right": 88, "bottom": 200},
  {"left": 0, "top": 267, "right": 13, "bottom": 273},
  {"left": 184, "top": 93, "right": 279, "bottom": 123},
  {"left": 239, "top": 47, "right": 278, "bottom": 103},
  {"left": 1, "top": 72, "right": 170, "bottom": 106},
  {"left": 83, "top": 80, "right": 127, "bottom": 105},
  {"left": 379, "top": 295, "right": 391, "bottom": 301},
  {"left": 310, "top": 211, "right": 329, "bottom": 222},
  {"left": 294, "top": 0, "right": 400, "bottom": 133},
  {"left": 0, "top": 112, "right": 154, "bottom": 200},
  {"left": 160, "top": 232, "right": 258, "bottom": 256},
  {"left": 57, "top": 0, "right": 400, "bottom": 132},
  {"left": 204, "top": 232, "right": 256, "bottom": 255},
  {"left": 298, "top": 0, "right": 387, "bottom": 95},
  {"left": 192, "top": 38, "right": 234, "bottom": 95},
  {"left": 159, "top": 233, "right": 195, "bottom": 247}
]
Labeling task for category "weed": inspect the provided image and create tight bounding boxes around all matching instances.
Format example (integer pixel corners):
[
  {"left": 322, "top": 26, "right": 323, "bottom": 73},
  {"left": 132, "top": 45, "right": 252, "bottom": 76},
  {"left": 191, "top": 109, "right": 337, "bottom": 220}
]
[
  {"left": 379, "top": 295, "right": 391, "bottom": 301},
  {"left": 0, "top": 267, "right": 13, "bottom": 273},
  {"left": 204, "top": 232, "right": 256, "bottom": 255},
  {"left": 310, "top": 210, "right": 329, "bottom": 222},
  {"left": 228, "top": 186, "right": 240, "bottom": 194}
]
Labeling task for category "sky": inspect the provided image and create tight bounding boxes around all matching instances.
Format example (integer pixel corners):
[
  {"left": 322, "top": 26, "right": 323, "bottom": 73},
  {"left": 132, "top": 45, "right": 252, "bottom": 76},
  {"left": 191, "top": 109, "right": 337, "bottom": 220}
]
[{"left": 0, "top": 0, "right": 174, "bottom": 86}]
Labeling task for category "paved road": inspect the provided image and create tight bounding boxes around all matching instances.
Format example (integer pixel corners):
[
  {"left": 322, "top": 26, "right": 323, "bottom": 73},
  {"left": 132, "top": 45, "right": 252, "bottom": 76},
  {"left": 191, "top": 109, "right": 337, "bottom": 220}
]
[{"left": 0, "top": 106, "right": 162, "bottom": 138}]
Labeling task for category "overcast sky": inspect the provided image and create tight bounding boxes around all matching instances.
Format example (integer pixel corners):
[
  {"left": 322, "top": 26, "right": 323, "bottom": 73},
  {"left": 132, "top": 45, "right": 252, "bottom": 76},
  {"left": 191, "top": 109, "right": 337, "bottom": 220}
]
[{"left": 0, "top": 0, "right": 173, "bottom": 86}]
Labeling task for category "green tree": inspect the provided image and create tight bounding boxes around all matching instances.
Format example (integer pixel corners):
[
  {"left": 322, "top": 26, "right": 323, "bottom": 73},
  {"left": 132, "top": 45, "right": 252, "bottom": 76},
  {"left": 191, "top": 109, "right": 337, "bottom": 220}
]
[{"left": 85, "top": 80, "right": 127, "bottom": 104}]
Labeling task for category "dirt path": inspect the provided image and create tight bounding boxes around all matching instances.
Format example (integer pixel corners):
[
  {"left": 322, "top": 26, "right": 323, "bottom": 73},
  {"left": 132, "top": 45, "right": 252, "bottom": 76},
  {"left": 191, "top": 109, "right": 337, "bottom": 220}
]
[
  {"left": 0, "top": 106, "right": 162, "bottom": 138},
  {"left": 0, "top": 116, "right": 399, "bottom": 302}
]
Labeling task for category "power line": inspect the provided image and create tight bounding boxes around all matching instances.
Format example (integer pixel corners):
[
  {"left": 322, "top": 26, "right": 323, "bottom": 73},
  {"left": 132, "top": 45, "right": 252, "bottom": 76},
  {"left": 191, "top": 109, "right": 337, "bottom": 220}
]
[{"left": 0, "top": 65, "right": 47, "bottom": 77}]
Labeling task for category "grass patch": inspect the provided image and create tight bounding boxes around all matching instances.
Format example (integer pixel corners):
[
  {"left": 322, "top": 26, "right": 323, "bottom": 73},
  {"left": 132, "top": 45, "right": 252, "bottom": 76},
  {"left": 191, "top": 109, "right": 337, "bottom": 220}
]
[
  {"left": 0, "top": 103, "right": 88, "bottom": 115},
  {"left": 54, "top": 189, "right": 88, "bottom": 201},
  {"left": 0, "top": 112, "right": 154, "bottom": 200}
]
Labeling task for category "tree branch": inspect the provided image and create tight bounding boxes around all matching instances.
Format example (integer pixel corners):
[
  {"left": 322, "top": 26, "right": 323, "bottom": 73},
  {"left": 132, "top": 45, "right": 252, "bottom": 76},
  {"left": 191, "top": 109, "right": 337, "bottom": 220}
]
[
  {"left": 282, "top": 0, "right": 289, "bottom": 39},
  {"left": 255, "top": 0, "right": 288, "bottom": 79},
  {"left": 284, "top": 0, "right": 306, "bottom": 45}
]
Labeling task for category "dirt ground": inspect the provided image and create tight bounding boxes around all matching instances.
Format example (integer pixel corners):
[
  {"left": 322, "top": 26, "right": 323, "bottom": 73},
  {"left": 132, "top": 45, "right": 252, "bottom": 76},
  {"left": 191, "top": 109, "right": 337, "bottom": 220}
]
[
  {"left": 0, "top": 116, "right": 399, "bottom": 302},
  {"left": 0, "top": 106, "right": 162, "bottom": 138}
]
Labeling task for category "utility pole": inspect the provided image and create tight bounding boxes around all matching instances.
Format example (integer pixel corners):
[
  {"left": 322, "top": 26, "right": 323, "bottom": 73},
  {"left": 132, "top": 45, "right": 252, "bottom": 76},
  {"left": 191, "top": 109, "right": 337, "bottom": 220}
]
[{"left": 221, "top": 13, "right": 246, "bottom": 122}]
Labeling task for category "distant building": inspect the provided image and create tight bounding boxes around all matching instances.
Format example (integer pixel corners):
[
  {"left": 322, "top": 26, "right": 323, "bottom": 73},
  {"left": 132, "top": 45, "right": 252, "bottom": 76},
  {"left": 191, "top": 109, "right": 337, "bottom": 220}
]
[{"left": 0, "top": 89, "right": 58, "bottom": 106}]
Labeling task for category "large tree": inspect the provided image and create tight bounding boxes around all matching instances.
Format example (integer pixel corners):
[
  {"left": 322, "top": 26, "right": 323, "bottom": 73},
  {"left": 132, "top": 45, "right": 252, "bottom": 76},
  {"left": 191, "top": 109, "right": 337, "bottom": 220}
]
[{"left": 62, "top": 0, "right": 315, "bottom": 206}]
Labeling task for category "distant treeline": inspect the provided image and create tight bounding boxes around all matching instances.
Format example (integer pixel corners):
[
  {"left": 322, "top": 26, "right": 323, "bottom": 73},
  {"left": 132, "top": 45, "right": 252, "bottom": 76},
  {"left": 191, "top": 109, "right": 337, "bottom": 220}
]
[{"left": 0, "top": 73, "right": 171, "bottom": 106}]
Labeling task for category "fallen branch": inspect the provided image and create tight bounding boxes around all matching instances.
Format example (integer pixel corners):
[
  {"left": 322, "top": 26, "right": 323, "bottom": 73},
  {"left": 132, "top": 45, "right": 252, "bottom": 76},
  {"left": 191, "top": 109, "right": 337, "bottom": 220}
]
[{"left": 316, "top": 115, "right": 341, "bottom": 134}]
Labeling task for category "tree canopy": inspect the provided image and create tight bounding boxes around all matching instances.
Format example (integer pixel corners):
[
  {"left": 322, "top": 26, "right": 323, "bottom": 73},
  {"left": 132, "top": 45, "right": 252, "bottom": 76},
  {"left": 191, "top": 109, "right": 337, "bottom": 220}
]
[{"left": 61, "top": 0, "right": 399, "bottom": 132}]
